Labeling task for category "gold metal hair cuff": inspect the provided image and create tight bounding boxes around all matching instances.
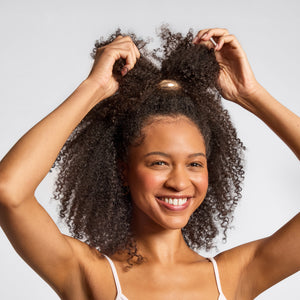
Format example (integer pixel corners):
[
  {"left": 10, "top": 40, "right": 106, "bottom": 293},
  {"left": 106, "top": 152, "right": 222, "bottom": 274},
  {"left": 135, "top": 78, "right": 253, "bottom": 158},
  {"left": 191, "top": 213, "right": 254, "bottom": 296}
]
[{"left": 158, "top": 79, "right": 181, "bottom": 91}]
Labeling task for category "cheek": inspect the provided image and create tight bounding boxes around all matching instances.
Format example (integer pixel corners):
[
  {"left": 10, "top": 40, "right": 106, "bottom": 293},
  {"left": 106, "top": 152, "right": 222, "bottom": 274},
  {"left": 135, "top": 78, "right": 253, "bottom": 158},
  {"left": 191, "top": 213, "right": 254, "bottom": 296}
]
[
  {"left": 128, "top": 168, "right": 165, "bottom": 195},
  {"left": 201, "top": 175, "right": 209, "bottom": 189},
  {"left": 192, "top": 173, "right": 209, "bottom": 194}
]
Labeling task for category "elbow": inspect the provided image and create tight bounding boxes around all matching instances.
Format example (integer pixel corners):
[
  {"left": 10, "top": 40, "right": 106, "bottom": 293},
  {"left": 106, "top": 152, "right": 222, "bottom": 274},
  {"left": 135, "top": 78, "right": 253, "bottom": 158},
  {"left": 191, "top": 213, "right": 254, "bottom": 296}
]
[{"left": 0, "top": 174, "right": 27, "bottom": 208}]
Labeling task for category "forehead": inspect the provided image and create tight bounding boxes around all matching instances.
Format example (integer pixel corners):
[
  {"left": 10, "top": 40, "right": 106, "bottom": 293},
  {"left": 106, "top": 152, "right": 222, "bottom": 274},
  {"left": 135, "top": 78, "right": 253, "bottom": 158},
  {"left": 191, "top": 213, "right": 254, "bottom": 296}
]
[
  {"left": 143, "top": 115, "right": 200, "bottom": 133},
  {"left": 130, "top": 115, "right": 206, "bottom": 156}
]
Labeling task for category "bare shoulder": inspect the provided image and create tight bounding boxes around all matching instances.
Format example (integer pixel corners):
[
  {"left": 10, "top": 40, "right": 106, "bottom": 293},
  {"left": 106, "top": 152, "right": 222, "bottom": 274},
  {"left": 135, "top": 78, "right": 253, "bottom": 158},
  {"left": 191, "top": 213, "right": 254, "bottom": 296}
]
[
  {"left": 63, "top": 235, "right": 97, "bottom": 258},
  {"left": 216, "top": 238, "right": 264, "bottom": 268},
  {"left": 215, "top": 213, "right": 300, "bottom": 299},
  {"left": 63, "top": 235, "right": 109, "bottom": 275},
  {"left": 214, "top": 239, "right": 265, "bottom": 299},
  {"left": 62, "top": 235, "right": 116, "bottom": 300}
]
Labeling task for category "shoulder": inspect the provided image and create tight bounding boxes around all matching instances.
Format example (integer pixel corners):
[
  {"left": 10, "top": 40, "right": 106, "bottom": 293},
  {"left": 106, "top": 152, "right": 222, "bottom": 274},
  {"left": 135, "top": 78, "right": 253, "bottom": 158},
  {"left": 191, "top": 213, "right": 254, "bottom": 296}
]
[
  {"left": 214, "top": 238, "right": 265, "bottom": 299},
  {"left": 215, "top": 238, "right": 263, "bottom": 268},
  {"left": 63, "top": 235, "right": 110, "bottom": 272},
  {"left": 215, "top": 214, "right": 300, "bottom": 298},
  {"left": 64, "top": 235, "right": 98, "bottom": 258},
  {"left": 61, "top": 235, "right": 115, "bottom": 299}
]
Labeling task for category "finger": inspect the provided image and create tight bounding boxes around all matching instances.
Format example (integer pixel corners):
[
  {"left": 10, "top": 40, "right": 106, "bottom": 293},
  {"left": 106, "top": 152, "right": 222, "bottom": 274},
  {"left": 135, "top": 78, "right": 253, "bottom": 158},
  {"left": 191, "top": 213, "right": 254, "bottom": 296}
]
[
  {"left": 111, "top": 35, "right": 140, "bottom": 61},
  {"left": 133, "top": 43, "right": 141, "bottom": 60},
  {"left": 120, "top": 39, "right": 141, "bottom": 75},
  {"left": 193, "top": 28, "right": 229, "bottom": 44},
  {"left": 194, "top": 36, "right": 217, "bottom": 50},
  {"left": 214, "top": 34, "right": 240, "bottom": 51},
  {"left": 129, "top": 41, "right": 138, "bottom": 66},
  {"left": 193, "top": 30, "right": 204, "bottom": 43},
  {"left": 201, "top": 28, "right": 229, "bottom": 40},
  {"left": 108, "top": 43, "right": 135, "bottom": 66},
  {"left": 114, "top": 35, "right": 123, "bottom": 40},
  {"left": 116, "top": 46, "right": 137, "bottom": 76},
  {"left": 122, "top": 36, "right": 140, "bottom": 59},
  {"left": 97, "top": 36, "right": 139, "bottom": 77},
  {"left": 111, "top": 35, "right": 133, "bottom": 49},
  {"left": 115, "top": 36, "right": 139, "bottom": 61},
  {"left": 196, "top": 39, "right": 215, "bottom": 50},
  {"left": 121, "top": 66, "right": 129, "bottom": 76},
  {"left": 121, "top": 49, "right": 136, "bottom": 70},
  {"left": 193, "top": 29, "right": 208, "bottom": 44}
]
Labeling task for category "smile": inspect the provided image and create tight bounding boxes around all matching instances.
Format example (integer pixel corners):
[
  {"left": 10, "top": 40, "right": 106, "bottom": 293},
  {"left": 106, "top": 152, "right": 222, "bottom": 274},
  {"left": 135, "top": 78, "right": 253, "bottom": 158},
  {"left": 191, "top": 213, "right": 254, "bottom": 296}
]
[
  {"left": 159, "top": 197, "right": 188, "bottom": 206},
  {"left": 156, "top": 196, "right": 192, "bottom": 211}
]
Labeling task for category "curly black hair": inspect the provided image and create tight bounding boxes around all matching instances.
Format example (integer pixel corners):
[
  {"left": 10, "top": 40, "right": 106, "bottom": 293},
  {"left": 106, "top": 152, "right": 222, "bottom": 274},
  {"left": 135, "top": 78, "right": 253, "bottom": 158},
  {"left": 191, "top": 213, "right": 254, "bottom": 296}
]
[{"left": 53, "top": 25, "right": 245, "bottom": 269}]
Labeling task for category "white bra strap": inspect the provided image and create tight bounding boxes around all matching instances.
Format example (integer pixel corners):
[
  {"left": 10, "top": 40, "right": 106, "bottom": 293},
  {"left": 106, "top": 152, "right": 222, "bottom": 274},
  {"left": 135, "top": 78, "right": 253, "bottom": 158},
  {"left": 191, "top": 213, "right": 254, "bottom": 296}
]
[
  {"left": 208, "top": 257, "right": 225, "bottom": 297},
  {"left": 103, "top": 254, "right": 123, "bottom": 295}
]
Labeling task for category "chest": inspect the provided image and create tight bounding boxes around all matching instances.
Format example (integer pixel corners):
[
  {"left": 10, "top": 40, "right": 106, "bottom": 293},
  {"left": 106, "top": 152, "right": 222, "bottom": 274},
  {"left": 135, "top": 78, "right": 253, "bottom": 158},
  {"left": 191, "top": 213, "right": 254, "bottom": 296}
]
[{"left": 82, "top": 260, "right": 222, "bottom": 300}]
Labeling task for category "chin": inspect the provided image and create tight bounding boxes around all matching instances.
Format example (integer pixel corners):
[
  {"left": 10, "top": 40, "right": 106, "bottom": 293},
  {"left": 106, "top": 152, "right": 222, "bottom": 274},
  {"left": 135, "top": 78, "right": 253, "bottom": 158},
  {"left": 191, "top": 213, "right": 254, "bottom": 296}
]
[{"left": 158, "top": 217, "right": 190, "bottom": 230}]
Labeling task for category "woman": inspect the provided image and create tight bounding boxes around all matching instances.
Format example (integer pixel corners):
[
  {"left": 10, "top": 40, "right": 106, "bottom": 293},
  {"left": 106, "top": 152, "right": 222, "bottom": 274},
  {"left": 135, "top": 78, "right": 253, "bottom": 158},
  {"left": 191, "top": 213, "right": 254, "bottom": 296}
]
[{"left": 0, "top": 27, "right": 299, "bottom": 299}]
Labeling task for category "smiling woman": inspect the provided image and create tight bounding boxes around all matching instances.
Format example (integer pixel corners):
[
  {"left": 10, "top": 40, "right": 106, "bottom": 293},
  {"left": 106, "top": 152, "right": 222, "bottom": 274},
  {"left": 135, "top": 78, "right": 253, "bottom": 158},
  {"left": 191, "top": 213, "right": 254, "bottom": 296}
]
[
  {"left": 127, "top": 116, "right": 209, "bottom": 231},
  {"left": 52, "top": 30, "right": 245, "bottom": 266},
  {"left": 0, "top": 26, "right": 299, "bottom": 300}
]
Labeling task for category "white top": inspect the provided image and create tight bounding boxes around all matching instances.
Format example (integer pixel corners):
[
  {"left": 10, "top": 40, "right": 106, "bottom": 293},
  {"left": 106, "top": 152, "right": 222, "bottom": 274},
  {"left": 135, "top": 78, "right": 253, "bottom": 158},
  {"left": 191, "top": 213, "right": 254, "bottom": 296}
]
[
  {"left": 103, "top": 254, "right": 227, "bottom": 300},
  {"left": 207, "top": 257, "right": 227, "bottom": 300},
  {"left": 103, "top": 254, "right": 129, "bottom": 300}
]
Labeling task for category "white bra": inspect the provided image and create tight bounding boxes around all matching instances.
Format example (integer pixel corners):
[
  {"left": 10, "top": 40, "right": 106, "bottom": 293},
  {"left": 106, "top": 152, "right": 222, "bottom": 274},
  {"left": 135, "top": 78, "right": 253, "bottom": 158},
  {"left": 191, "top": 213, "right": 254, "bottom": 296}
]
[{"left": 103, "top": 255, "right": 227, "bottom": 300}]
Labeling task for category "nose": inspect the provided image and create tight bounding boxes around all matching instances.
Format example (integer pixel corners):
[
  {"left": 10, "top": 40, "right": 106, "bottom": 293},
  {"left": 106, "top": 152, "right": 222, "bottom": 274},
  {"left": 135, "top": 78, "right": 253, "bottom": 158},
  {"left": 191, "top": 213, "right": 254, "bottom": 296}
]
[{"left": 164, "top": 166, "right": 191, "bottom": 192}]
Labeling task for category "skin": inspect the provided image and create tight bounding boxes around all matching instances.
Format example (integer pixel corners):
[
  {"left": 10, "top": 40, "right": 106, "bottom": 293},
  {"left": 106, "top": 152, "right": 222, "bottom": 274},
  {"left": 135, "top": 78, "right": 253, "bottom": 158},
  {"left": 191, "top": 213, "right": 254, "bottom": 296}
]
[
  {"left": 128, "top": 116, "right": 208, "bottom": 233},
  {"left": 0, "top": 28, "right": 299, "bottom": 300}
]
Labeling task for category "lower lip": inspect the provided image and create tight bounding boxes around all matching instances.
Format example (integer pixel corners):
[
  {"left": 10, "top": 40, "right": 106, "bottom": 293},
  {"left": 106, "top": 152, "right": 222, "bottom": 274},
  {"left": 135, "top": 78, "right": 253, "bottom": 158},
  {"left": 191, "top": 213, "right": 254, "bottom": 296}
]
[{"left": 156, "top": 198, "right": 191, "bottom": 211}]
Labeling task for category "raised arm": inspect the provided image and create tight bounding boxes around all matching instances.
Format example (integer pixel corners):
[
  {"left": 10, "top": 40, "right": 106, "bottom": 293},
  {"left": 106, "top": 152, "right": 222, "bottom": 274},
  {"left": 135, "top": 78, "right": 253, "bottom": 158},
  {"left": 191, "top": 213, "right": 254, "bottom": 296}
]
[
  {"left": 193, "top": 28, "right": 300, "bottom": 160},
  {"left": 194, "top": 28, "right": 300, "bottom": 297},
  {"left": 0, "top": 36, "right": 140, "bottom": 296}
]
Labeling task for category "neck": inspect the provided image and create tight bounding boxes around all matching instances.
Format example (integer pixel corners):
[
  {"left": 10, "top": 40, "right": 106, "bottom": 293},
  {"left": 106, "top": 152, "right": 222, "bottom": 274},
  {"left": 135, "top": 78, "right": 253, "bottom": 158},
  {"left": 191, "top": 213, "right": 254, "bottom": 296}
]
[{"left": 130, "top": 207, "right": 197, "bottom": 265}]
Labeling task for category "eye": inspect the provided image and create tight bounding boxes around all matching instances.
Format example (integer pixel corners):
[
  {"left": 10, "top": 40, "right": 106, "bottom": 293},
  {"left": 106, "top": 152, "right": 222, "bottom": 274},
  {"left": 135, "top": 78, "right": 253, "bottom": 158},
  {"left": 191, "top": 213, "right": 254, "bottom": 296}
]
[
  {"left": 189, "top": 162, "right": 204, "bottom": 168},
  {"left": 151, "top": 161, "right": 167, "bottom": 166}
]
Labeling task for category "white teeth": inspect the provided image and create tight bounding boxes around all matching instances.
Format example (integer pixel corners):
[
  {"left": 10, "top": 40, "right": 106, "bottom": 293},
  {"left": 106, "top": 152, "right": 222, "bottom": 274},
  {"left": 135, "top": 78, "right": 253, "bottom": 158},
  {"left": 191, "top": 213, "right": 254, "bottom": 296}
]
[{"left": 160, "top": 197, "right": 188, "bottom": 206}]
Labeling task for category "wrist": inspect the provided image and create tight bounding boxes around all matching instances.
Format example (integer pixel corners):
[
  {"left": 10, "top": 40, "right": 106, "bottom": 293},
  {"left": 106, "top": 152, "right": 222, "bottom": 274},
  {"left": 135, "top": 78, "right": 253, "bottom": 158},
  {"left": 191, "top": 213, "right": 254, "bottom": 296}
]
[
  {"left": 79, "top": 78, "right": 107, "bottom": 106},
  {"left": 235, "top": 82, "right": 269, "bottom": 114}
]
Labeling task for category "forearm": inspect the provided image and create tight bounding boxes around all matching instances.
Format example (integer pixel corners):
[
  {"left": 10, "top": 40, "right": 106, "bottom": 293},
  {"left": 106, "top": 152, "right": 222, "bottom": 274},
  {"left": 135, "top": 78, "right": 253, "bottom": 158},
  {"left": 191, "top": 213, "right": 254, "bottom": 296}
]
[
  {"left": 0, "top": 79, "right": 104, "bottom": 205},
  {"left": 238, "top": 84, "right": 300, "bottom": 160}
]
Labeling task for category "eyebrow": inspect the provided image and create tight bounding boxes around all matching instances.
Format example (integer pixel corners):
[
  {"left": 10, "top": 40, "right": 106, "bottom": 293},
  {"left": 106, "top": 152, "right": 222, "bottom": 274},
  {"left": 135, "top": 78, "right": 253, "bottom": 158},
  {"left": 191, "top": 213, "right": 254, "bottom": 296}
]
[{"left": 144, "top": 151, "right": 206, "bottom": 158}]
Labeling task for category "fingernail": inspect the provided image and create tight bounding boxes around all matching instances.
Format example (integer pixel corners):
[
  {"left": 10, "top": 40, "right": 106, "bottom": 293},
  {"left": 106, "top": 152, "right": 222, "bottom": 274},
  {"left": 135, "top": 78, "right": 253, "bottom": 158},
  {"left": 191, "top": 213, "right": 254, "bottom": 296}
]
[{"left": 121, "top": 66, "right": 128, "bottom": 76}]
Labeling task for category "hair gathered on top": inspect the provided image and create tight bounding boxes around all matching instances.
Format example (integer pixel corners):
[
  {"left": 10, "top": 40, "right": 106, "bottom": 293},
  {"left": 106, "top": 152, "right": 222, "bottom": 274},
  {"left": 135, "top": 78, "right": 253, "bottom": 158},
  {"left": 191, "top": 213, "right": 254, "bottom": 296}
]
[
  {"left": 53, "top": 25, "right": 245, "bottom": 269},
  {"left": 159, "top": 25, "right": 220, "bottom": 92}
]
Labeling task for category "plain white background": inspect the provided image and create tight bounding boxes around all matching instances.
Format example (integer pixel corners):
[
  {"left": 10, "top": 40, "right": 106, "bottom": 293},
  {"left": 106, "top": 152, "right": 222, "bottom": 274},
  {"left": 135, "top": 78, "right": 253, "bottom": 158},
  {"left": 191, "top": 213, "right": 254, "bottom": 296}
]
[{"left": 0, "top": 0, "right": 299, "bottom": 299}]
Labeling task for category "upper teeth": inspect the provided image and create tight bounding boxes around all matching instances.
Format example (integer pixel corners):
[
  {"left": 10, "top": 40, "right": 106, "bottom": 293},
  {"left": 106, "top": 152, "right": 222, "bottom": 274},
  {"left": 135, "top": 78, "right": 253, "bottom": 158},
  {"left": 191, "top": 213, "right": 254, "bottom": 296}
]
[{"left": 161, "top": 198, "right": 188, "bottom": 205}]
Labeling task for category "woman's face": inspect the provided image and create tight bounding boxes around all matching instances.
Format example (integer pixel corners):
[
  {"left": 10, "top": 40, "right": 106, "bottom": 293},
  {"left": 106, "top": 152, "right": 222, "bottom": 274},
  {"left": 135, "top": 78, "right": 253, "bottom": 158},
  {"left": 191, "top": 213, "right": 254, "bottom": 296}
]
[{"left": 125, "top": 115, "right": 208, "bottom": 231}]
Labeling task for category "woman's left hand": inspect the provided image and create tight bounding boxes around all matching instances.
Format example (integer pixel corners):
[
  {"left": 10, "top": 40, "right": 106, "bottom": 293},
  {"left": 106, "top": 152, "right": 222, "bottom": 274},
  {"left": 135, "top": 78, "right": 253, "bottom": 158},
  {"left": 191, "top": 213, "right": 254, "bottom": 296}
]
[{"left": 193, "top": 28, "right": 261, "bottom": 105}]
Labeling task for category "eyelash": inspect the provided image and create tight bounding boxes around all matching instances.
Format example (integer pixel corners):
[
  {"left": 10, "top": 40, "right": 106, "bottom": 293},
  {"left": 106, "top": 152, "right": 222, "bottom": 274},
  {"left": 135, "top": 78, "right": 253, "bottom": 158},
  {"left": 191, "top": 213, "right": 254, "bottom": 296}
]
[
  {"left": 189, "top": 162, "right": 204, "bottom": 168},
  {"left": 151, "top": 161, "right": 167, "bottom": 166},
  {"left": 150, "top": 161, "right": 203, "bottom": 168}
]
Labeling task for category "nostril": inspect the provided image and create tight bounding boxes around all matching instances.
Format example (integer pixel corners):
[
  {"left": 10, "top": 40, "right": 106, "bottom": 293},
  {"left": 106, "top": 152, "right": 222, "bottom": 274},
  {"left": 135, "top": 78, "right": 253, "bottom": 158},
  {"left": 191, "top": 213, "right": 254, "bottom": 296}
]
[{"left": 164, "top": 170, "right": 190, "bottom": 191}]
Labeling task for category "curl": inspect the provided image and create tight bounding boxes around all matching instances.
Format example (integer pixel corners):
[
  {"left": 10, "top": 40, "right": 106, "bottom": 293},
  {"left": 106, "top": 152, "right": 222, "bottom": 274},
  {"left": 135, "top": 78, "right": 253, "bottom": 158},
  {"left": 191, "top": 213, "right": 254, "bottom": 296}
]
[{"left": 53, "top": 25, "right": 245, "bottom": 269}]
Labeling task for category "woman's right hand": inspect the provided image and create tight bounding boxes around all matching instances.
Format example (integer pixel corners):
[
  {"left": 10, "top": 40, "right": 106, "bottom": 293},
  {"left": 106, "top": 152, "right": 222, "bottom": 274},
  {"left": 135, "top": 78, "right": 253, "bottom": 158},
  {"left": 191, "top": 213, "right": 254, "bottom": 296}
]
[{"left": 87, "top": 35, "right": 140, "bottom": 102}]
